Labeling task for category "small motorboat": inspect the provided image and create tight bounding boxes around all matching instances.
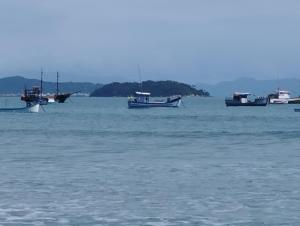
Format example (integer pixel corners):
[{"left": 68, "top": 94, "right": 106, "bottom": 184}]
[
  {"left": 294, "top": 109, "right": 300, "bottom": 112},
  {"left": 225, "top": 92, "right": 268, "bottom": 106},
  {"left": 128, "top": 92, "right": 182, "bottom": 108},
  {"left": 0, "top": 102, "right": 40, "bottom": 113},
  {"left": 268, "top": 90, "right": 290, "bottom": 104}
]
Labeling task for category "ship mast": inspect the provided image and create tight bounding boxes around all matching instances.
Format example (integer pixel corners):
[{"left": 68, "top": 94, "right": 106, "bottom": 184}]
[
  {"left": 56, "top": 71, "right": 59, "bottom": 95},
  {"left": 137, "top": 64, "right": 143, "bottom": 92},
  {"left": 40, "top": 68, "right": 43, "bottom": 98}
]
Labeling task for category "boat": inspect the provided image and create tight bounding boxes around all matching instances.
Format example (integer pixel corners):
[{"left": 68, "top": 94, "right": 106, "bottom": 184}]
[
  {"left": 0, "top": 102, "right": 40, "bottom": 113},
  {"left": 53, "top": 72, "right": 75, "bottom": 103},
  {"left": 128, "top": 92, "right": 182, "bottom": 108},
  {"left": 268, "top": 89, "right": 300, "bottom": 104},
  {"left": 22, "top": 71, "right": 76, "bottom": 104},
  {"left": 128, "top": 65, "right": 181, "bottom": 108},
  {"left": 294, "top": 109, "right": 300, "bottom": 112},
  {"left": 268, "top": 90, "right": 290, "bottom": 104},
  {"left": 225, "top": 92, "right": 268, "bottom": 106}
]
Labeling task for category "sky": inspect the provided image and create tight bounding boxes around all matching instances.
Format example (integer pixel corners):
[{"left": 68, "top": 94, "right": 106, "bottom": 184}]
[{"left": 0, "top": 0, "right": 300, "bottom": 84}]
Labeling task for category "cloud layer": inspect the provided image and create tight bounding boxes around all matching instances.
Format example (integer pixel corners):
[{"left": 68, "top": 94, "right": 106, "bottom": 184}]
[{"left": 0, "top": 0, "right": 299, "bottom": 84}]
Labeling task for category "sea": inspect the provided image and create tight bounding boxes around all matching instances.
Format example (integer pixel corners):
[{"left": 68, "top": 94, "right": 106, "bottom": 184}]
[{"left": 0, "top": 97, "right": 299, "bottom": 226}]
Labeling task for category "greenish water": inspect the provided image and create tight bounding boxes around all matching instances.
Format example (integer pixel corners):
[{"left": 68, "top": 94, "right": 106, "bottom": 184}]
[{"left": 0, "top": 97, "right": 299, "bottom": 225}]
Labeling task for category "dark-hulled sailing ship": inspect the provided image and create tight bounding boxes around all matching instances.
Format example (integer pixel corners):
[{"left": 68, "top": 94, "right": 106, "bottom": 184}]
[
  {"left": 21, "top": 70, "right": 77, "bottom": 105},
  {"left": 54, "top": 72, "right": 74, "bottom": 103}
]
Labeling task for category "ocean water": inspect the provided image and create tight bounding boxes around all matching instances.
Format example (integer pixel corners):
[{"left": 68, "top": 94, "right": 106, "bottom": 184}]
[{"left": 0, "top": 97, "right": 299, "bottom": 226}]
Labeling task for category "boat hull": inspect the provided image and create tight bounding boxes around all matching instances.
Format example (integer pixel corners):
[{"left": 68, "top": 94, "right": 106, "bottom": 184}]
[
  {"left": 225, "top": 102, "right": 267, "bottom": 107},
  {"left": 128, "top": 102, "right": 180, "bottom": 108},
  {"left": 0, "top": 104, "right": 40, "bottom": 113},
  {"left": 128, "top": 98, "right": 181, "bottom": 108},
  {"left": 269, "top": 99, "right": 288, "bottom": 104},
  {"left": 225, "top": 98, "right": 268, "bottom": 107},
  {"left": 55, "top": 93, "right": 72, "bottom": 103}
]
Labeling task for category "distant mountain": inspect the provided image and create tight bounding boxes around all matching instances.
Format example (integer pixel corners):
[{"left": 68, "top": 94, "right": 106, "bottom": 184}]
[
  {"left": 196, "top": 77, "right": 300, "bottom": 97},
  {"left": 90, "top": 80, "right": 210, "bottom": 97},
  {"left": 0, "top": 76, "right": 102, "bottom": 94}
]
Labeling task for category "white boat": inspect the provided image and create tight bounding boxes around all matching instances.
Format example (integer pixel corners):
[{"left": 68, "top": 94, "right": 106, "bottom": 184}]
[
  {"left": 128, "top": 92, "right": 182, "bottom": 108},
  {"left": 0, "top": 103, "right": 40, "bottom": 113},
  {"left": 268, "top": 90, "right": 290, "bottom": 104}
]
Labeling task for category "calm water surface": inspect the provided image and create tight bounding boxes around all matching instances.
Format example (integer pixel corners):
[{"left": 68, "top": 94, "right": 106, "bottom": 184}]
[{"left": 0, "top": 97, "right": 299, "bottom": 225}]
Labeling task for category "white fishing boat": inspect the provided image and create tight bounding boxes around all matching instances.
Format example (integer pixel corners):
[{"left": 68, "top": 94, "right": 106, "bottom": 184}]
[
  {"left": 268, "top": 90, "right": 290, "bottom": 104},
  {"left": 128, "top": 92, "right": 182, "bottom": 108},
  {"left": 0, "top": 102, "right": 40, "bottom": 113}
]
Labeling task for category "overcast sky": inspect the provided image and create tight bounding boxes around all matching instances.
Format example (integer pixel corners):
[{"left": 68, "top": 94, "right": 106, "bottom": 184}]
[{"left": 0, "top": 0, "right": 300, "bottom": 84}]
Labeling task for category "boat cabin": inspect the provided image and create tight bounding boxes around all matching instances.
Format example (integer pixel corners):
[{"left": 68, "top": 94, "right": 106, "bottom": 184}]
[
  {"left": 277, "top": 90, "right": 290, "bottom": 99},
  {"left": 133, "top": 92, "right": 150, "bottom": 103},
  {"left": 21, "top": 86, "right": 41, "bottom": 101},
  {"left": 232, "top": 92, "right": 251, "bottom": 103},
  {"left": 25, "top": 86, "right": 41, "bottom": 96}
]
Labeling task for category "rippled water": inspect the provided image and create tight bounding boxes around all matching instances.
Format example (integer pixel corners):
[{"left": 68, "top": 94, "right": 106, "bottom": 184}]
[{"left": 0, "top": 97, "right": 299, "bottom": 225}]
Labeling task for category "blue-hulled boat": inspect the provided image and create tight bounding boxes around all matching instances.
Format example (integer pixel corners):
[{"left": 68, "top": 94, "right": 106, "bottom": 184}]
[
  {"left": 128, "top": 92, "right": 182, "bottom": 108},
  {"left": 225, "top": 92, "right": 268, "bottom": 107}
]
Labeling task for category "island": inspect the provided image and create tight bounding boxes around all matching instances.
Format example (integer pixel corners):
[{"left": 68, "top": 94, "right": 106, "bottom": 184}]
[{"left": 90, "top": 80, "right": 210, "bottom": 97}]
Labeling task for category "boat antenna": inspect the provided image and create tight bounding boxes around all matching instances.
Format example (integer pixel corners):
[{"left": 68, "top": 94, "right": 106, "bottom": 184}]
[
  {"left": 276, "top": 73, "right": 281, "bottom": 91},
  {"left": 137, "top": 64, "right": 143, "bottom": 91},
  {"left": 56, "top": 71, "right": 59, "bottom": 95},
  {"left": 40, "top": 68, "right": 43, "bottom": 98}
]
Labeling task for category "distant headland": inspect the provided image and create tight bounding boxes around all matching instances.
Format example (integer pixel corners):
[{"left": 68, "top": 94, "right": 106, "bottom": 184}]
[
  {"left": 3, "top": 75, "right": 300, "bottom": 98},
  {"left": 90, "top": 80, "right": 210, "bottom": 97},
  {"left": 196, "top": 77, "right": 300, "bottom": 97},
  {"left": 0, "top": 76, "right": 102, "bottom": 95}
]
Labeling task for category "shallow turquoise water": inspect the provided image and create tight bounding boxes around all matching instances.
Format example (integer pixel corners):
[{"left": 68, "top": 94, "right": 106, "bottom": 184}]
[{"left": 0, "top": 97, "right": 299, "bottom": 225}]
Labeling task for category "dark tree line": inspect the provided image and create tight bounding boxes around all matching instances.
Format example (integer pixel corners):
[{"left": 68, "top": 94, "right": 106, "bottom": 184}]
[{"left": 90, "top": 80, "right": 210, "bottom": 97}]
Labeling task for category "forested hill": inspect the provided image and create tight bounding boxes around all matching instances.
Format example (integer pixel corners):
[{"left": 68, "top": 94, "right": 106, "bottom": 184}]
[{"left": 90, "top": 80, "right": 210, "bottom": 97}]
